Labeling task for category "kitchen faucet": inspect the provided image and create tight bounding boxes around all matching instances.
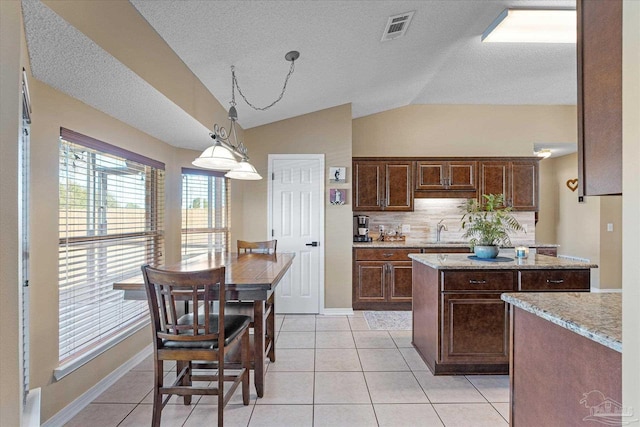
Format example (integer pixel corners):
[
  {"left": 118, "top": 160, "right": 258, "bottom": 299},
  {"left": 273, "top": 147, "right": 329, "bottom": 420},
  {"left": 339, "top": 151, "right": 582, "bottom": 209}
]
[{"left": 436, "top": 219, "right": 448, "bottom": 243}]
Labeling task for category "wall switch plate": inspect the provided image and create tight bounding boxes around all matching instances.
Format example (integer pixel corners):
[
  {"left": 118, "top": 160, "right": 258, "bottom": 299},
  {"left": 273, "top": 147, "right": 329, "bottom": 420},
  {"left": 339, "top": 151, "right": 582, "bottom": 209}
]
[
  {"left": 607, "top": 223, "right": 614, "bottom": 232},
  {"left": 402, "top": 224, "right": 411, "bottom": 233}
]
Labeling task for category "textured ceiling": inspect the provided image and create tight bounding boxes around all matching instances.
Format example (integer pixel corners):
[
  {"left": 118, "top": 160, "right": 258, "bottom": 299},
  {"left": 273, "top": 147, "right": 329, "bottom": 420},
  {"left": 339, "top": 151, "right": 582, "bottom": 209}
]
[{"left": 22, "top": 0, "right": 577, "bottom": 150}]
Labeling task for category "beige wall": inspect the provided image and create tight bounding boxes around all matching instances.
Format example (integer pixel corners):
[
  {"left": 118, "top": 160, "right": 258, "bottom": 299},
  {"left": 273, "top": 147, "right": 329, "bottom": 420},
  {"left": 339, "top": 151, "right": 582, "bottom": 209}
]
[
  {"left": 0, "top": 1, "right": 24, "bottom": 424},
  {"left": 27, "top": 78, "right": 184, "bottom": 422},
  {"left": 244, "top": 104, "right": 353, "bottom": 309},
  {"left": 622, "top": 0, "right": 640, "bottom": 415},
  {"left": 551, "top": 154, "right": 601, "bottom": 287},
  {"left": 599, "top": 196, "right": 622, "bottom": 289},
  {"left": 353, "top": 104, "right": 578, "bottom": 242}
]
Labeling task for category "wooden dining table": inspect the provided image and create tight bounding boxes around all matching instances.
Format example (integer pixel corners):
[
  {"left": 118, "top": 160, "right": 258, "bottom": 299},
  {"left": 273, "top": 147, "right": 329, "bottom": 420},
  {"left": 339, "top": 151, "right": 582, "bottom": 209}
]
[{"left": 112, "top": 251, "right": 295, "bottom": 397}]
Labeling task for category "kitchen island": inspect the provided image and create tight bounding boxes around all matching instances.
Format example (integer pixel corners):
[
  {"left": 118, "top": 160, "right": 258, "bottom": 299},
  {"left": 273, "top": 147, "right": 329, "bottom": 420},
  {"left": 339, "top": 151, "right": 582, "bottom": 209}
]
[
  {"left": 502, "top": 292, "right": 622, "bottom": 426},
  {"left": 409, "top": 253, "right": 597, "bottom": 375}
]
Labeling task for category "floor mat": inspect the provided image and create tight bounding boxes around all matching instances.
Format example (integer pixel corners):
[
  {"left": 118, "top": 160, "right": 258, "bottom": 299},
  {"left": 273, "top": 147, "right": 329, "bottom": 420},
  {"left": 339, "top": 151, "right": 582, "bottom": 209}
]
[{"left": 363, "top": 311, "right": 412, "bottom": 330}]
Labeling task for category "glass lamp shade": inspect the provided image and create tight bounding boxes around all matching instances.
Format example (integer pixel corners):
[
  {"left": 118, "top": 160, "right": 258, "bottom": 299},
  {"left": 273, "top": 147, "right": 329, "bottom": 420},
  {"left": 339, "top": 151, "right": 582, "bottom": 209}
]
[
  {"left": 225, "top": 159, "right": 262, "bottom": 180},
  {"left": 192, "top": 143, "right": 238, "bottom": 170}
]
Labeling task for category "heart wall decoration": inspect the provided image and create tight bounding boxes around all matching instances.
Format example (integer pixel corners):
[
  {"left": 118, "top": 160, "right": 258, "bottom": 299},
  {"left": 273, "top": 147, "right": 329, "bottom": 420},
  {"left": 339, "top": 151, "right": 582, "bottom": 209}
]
[{"left": 566, "top": 178, "right": 579, "bottom": 192}]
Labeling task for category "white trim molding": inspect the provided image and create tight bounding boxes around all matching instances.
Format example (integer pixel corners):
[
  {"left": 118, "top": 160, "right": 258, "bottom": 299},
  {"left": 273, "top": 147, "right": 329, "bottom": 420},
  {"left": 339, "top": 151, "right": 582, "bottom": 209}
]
[
  {"left": 321, "top": 308, "right": 354, "bottom": 316},
  {"left": 43, "top": 344, "right": 152, "bottom": 427}
]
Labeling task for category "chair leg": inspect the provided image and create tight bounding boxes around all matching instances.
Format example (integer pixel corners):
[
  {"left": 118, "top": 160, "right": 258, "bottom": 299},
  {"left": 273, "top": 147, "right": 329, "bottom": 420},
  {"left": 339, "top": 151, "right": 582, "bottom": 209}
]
[
  {"left": 242, "top": 329, "right": 250, "bottom": 405},
  {"left": 152, "top": 359, "right": 163, "bottom": 427},
  {"left": 218, "top": 356, "right": 224, "bottom": 427}
]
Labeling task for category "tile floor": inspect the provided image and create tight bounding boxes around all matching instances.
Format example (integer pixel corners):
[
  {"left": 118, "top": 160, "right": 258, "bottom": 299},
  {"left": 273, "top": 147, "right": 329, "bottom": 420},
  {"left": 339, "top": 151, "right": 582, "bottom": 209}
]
[{"left": 65, "top": 312, "right": 510, "bottom": 426}]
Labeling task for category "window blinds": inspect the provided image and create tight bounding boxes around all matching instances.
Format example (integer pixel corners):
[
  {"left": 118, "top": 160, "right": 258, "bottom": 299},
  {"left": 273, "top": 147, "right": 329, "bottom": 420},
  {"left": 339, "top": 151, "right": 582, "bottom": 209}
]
[
  {"left": 58, "top": 129, "right": 164, "bottom": 367},
  {"left": 181, "top": 168, "right": 230, "bottom": 258}
]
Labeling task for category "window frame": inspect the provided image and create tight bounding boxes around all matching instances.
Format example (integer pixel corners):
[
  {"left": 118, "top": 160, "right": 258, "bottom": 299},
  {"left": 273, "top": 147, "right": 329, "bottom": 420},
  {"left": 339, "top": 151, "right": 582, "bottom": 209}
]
[
  {"left": 55, "top": 128, "right": 165, "bottom": 379},
  {"left": 181, "top": 167, "right": 230, "bottom": 258}
]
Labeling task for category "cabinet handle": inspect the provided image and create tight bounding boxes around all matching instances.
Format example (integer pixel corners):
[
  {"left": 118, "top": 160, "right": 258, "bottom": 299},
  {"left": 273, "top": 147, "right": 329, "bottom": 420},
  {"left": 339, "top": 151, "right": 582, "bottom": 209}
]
[
  {"left": 546, "top": 279, "right": 564, "bottom": 284},
  {"left": 469, "top": 280, "right": 487, "bottom": 285},
  {"left": 383, "top": 253, "right": 394, "bottom": 258}
]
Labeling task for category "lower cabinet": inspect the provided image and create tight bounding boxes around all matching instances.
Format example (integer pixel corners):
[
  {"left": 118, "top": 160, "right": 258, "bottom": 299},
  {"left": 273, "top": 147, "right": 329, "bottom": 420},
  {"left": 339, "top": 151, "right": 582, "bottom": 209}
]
[
  {"left": 412, "top": 261, "right": 591, "bottom": 375},
  {"left": 353, "top": 248, "right": 418, "bottom": 310},
  {"left": 442, "top": 293, "right": 509, "bottom": 366},
  {"left": 353, "top": 246, "right": 473, "bottom": 310}
]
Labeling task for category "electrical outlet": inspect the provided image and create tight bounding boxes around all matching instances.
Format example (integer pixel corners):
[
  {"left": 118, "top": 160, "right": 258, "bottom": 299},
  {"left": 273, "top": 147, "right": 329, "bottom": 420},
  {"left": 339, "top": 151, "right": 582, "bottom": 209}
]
[
  {"left": 607, "top": 223, "right": 614, "bottom": 232},
  {"left": 522, "top": 224, "right": 528, "bottom": 232},
  {"left": 402, "top": 224, "right": 411, "bottom": 233}
]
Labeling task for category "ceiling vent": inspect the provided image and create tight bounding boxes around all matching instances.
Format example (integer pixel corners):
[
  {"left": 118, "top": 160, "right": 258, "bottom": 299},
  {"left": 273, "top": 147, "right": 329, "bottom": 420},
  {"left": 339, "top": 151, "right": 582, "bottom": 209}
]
[{"left": 381, "top": 11, "right": 415, "bottom": 42}]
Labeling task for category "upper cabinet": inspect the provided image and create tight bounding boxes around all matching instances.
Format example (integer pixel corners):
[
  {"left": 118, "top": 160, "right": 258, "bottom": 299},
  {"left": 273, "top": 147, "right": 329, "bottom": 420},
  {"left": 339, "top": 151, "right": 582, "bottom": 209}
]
[
  {"left": 478, "top": 159, "right": 539, "bottom": 211},
  {"left": 415, "top": 160, "right": 477, "bottom": 198},
  {"left": 354, "top": 157, "right": 538, "bottom": 212},
  {"left": 353, "top": 160, "right": 414, "bottom": 211},
  {"left": 577, "top": 0, "right": 622, "bottom": 196}
]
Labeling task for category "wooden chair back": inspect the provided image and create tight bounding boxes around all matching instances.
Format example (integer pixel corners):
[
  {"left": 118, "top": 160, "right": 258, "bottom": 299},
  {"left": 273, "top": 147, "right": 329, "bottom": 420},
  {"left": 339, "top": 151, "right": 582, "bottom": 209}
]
[
  {"left": 141, "top": 266, "right": 226, "bottom": 349},
  {"left": 237, "top": 239, "right": 277, "bottom": 254}
]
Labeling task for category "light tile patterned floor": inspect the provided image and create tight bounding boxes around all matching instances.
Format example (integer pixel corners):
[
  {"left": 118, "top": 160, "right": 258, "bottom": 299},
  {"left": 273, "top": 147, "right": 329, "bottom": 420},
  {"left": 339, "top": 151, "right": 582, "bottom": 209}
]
[{"left": 65, "top": 312, "right": 509, "bottom": 426}]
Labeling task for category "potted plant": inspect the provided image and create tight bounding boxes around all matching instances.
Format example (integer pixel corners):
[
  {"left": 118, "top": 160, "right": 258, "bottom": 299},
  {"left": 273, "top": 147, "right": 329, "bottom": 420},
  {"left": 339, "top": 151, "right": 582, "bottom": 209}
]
[{"left": 460, "top": 193, "right": 524, "bottom": 259}]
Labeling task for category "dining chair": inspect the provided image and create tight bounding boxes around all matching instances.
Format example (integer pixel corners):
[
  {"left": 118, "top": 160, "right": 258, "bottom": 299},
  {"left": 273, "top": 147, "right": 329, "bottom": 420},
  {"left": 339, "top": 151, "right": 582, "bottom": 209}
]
[
  {"left": 237, "top": 239, "right": 277, "bottom": 254},
  {"left": 141, "top": 264, "right": 251, "bottom": 427}
]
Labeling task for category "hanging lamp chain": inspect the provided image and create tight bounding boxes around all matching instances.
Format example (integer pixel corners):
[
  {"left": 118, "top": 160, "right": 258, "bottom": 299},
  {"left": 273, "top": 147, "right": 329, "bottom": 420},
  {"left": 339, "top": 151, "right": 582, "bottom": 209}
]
[{"left": 231, "top": 58, "right": 296, "bottom": 111}]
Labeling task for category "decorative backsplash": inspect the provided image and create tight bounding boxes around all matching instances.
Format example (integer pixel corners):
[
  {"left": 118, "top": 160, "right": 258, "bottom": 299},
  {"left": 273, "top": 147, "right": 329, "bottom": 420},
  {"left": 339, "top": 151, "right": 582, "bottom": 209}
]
[{"left": 364, "top": 199, "right": 536, "bottom": 246}]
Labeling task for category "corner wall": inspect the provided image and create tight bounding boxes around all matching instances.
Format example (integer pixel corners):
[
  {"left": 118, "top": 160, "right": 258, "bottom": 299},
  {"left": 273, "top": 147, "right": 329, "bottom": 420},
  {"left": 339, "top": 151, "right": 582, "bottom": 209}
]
[
  {"left": 0, "top": 1, "right": 25, "bottom": 424},
  {"left": 243, "top": 104, "right": 353, "bottom": 309}
]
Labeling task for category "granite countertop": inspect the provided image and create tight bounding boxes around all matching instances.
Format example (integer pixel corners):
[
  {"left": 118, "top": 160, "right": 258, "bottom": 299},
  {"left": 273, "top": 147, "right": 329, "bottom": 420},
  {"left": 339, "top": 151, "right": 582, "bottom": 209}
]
[
  {"left": 501, "top": 292, "right": 621, "bottom": 352},
  {"left": 408, "top": 253, "right": 598, "bottom": 270},
  {"left": 353, "top": 241, "right": 559, "bottom": 248}
]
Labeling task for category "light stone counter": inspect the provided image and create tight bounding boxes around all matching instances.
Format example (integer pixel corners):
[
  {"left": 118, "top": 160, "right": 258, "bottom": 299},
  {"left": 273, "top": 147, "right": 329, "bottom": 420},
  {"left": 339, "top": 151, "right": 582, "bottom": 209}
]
[
  {"left": 502, "top": 292, "right": 621, "bottom": 353},
  {"left": 354, "top": 241, "right": 559, "bottom": 249},
  {"left": 408, "top": 253, "right": 597, "bottom": 270}
]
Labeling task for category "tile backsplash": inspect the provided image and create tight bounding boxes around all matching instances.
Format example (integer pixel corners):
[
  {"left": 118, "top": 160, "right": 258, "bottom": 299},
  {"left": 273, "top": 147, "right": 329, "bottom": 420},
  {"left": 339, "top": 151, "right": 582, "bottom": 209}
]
[{"left": 363, "top": 198, "right": 535, "bottom": 246}]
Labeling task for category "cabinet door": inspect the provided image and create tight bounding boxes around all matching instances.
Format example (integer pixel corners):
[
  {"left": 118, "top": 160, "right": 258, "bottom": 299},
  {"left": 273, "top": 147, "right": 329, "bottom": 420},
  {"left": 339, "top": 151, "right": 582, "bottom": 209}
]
[
  {"left": 577, "top": 0, "right": 622, "bottom": 196},
  {"left": 354, "top": 261, "right": 386, "bottom": 302},
  {"left": 447, "top": 161, "right": 477, "bottom": 191},
  {"left": 353, "top": 161, "right": 383, "bottom": 211},
  {"left": 510, "top": 160, "right": 538, "bottom": 211},
  {"left": 441, "top": 293, "right": 509, "bottom": 364},
  {"left": 478, "top": 161, "right": 510, "bottom": 205},
  {"left": 416, "top": 161, "right": 447, "bottom": 190},
  {"left": 384, "top": 162, "right": 413, "bottom": 211},
  {"left": 388, "top": 261, "right": 412, "bottom": 302}
]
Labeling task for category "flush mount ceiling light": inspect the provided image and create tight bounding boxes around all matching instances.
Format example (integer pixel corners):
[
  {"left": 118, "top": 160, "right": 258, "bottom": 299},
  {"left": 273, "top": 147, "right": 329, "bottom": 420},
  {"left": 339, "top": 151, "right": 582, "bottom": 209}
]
[
  {"left": 534, "top": 148, "right": 552, "bottom": 159},
  {"left": 193, "top": 51, "right": 300, "bottom": 180},
  {"left": 482, "top": 9, "right": 576, "bottom": 43}
]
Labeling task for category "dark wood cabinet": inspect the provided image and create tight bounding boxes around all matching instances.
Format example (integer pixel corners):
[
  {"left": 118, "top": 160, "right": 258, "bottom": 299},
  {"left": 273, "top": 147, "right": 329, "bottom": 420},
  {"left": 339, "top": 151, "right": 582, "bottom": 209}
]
[
  {"left": 353, "top": 160, "right": 413, "bottom": 211},
  {"left": 415, "top": 160, "right": 477, "bottom": 198},
  {"left": 442, "top": 293, "right": 509, "bottom": 366},
  {"left": 479, "top": 159, "right": 538, "bottom": 211},
  {"left": 577, "top": 0, "right": 622, "bottom": 196},
  {"left": 412, "top": 261, "right": 591, "bottom": 375},
  {"left": 352, "top": 248, "right": 418, "bottom": 310}
]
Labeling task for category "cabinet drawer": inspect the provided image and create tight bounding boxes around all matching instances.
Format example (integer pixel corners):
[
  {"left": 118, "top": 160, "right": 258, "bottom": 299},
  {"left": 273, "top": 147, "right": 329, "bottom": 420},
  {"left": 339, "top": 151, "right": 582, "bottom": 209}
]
[
  {"left": 442, "top": 271, "right": 515, "bottom": 292},
  {"left": 518, "top": 270, "right": 590, "bottom": 291},
  {"left": 355, "top": 248, "right": 418, "bottom": 261}
]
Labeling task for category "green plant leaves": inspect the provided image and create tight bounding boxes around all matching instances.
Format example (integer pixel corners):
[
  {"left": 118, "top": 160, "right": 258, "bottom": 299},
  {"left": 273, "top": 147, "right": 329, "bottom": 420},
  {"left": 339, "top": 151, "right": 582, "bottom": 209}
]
[{"left": 459, "top": 193, "right": 524, "bottom": 248}]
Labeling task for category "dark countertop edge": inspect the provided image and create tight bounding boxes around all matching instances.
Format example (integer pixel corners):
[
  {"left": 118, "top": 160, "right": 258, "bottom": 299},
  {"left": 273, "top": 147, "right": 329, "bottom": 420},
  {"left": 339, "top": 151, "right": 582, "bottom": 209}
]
[{"left": 501, "top": 293, "right": 622, "bottom": 353}]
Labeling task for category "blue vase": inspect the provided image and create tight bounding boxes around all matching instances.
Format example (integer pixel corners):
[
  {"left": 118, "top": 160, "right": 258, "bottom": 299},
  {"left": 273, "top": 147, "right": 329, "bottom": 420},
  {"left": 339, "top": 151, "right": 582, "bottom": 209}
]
[{"left": 474, "top": 245, "right": 499, "bottom": 259}]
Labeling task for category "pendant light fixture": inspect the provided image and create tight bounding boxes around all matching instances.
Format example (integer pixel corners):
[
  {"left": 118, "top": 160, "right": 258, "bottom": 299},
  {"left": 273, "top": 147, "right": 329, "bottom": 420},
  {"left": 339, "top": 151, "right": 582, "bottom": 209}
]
[{"left": 193, "top": 51, "right": 300, "bottom": 180}]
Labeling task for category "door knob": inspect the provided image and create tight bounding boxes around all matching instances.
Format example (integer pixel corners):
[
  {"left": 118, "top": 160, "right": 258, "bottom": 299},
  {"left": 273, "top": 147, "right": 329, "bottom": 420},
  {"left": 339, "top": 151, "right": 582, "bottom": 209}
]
[{"left": 305, "top": 241, "right": 319, "bottom": 247}]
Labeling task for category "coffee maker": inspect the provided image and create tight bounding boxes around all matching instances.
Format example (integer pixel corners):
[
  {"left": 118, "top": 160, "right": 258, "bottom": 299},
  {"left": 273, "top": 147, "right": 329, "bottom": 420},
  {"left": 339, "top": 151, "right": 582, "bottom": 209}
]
[{"left": 353, "top": 215, "right": 372, "bottom": 242}]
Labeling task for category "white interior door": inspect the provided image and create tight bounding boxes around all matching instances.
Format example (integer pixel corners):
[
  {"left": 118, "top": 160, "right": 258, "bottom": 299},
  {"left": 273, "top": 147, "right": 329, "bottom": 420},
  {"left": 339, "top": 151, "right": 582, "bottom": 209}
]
[{"left": 269, "top": 154, "right": 324, "bottom": 314}]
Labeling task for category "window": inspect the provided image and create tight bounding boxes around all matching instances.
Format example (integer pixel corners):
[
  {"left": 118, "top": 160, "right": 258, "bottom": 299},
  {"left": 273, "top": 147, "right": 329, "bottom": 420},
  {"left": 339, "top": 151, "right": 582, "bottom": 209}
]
[
  {"left": 181, "top": 168, "right": 230, "bottom": 259},
  {"left": 57, "top": 128, "right": 164, "bottom": 376}
]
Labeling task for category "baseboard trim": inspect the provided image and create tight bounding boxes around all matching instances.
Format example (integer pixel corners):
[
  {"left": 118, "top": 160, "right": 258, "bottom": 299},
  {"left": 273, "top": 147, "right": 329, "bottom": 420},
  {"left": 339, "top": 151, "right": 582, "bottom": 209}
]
[
  {"left": 321, "top": 307, "right": 354, "bottom": 316},
  {"left": 42, "top": 344, "right": 152, "bottom": 427},
  {"left": 590, "top": 287, "right": 622, "bottom": 293}
]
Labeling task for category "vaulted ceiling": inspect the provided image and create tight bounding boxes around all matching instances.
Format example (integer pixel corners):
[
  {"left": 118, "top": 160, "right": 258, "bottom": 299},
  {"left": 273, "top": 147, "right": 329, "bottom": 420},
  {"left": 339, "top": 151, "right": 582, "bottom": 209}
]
[{"left": 22, "top": 0, "right": 576, "bottom": 151}]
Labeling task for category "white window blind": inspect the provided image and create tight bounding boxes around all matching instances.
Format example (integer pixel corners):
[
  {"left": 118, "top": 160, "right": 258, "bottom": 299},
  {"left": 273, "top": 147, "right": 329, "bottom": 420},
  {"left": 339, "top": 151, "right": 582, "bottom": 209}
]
[
  {"left": 181, "top": 168, "right": 230, "bottom": 259},
  {"left": 58, "top": 128, "right": 165, "bottom": 369}
]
